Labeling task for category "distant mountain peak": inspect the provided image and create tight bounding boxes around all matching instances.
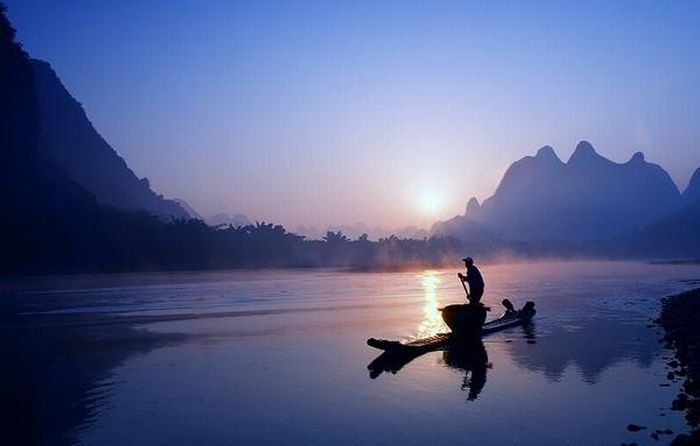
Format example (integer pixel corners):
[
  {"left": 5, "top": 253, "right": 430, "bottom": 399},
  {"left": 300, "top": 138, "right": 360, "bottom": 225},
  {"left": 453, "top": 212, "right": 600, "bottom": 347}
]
[
  {"left": 465, "top": 197, "right": 480, "bottom": 216},
  {"left": 628, "top": 151, "right": 645, "bottom": 163},
  {"left": 535, "top": 145, "right": 563, "bottom": 163},
  {"left": 575, "top": 140, "right": 595, "bottom": 152},
  {"left": 567, "top": 140, "right": 604, "bottom": 165}
]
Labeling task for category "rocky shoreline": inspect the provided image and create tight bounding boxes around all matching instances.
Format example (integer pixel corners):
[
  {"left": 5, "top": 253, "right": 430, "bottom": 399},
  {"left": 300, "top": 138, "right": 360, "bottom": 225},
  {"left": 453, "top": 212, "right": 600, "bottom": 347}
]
[{"left": 659, "top": 288, "right": 700, "bottom": 445}]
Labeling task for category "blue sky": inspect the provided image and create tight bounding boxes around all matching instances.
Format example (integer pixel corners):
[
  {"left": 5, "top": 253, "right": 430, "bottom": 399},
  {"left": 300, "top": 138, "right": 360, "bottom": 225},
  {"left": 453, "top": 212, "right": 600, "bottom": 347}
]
[{"left": 6, "top": 0, "right": 700, "bottom": 228}]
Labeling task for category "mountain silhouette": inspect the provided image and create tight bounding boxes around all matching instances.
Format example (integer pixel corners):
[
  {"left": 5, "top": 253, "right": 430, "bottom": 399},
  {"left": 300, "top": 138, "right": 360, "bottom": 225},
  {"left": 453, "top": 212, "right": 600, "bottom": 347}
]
[
  {"left": 683, "top": 167, "right": 700, "bottom": 205},
  {"left": 621, "top": 200, "right": 700, "bottom": 257},
  {"left": 433, "top": 141, "right": 684, "bottom": 241},
  {"left": 1, "top": 4, "right": 104, "bottom": 271},
  {"left": 2, "top": 3, "right": 697, "bottom": 274},
  {"left": 30, "top": 60, "right": 189, "bottom": 219},
  {"left": 623, "top": 174, "right": 700, "bottom": 257}
]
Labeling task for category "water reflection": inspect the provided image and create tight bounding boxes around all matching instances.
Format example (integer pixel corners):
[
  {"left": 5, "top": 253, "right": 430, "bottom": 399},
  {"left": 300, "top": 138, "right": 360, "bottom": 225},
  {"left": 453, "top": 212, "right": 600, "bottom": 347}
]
[
  {"left": 410, "top": 268, "right": 662, "bottom": 385},
  {"left": 504, "top": 316, "right": 658, "bottom": 383},
  {"left": 368, "top": 336, "right": 492, "bottom": 401},
  {"left": 521, "top": 321, "right": 538, "bottom": 344},
  {"left": 0, "top": 317, "right": 187, "bottom": 445},
  {"left": 3, "top": 263, "right": 693, "bottom": 446},
  {"left": 415, "top": 271, "right": 448, "bottom": 339},
  {"left": 441, "top": 340, "right": 490, "bottom": 401},
  {"left": 368, "top": 322, "right": 539, "bottom": 401}
]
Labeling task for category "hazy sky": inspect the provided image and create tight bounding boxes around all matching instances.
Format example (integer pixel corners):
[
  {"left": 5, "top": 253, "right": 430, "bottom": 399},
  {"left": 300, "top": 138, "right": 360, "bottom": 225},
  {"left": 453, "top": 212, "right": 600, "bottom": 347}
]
[{"left": 6, "top": 0, "right": 700, "bottom": 229}]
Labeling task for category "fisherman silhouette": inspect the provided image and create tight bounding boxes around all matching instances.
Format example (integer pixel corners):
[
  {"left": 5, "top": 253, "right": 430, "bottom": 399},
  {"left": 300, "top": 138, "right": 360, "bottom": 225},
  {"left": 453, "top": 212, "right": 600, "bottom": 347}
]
[
  {"left": 439, "top": 257, "right": 487, "bottom": 337},
  {"left": 457, "top": 257, "right": 484, "bottom": 304}
]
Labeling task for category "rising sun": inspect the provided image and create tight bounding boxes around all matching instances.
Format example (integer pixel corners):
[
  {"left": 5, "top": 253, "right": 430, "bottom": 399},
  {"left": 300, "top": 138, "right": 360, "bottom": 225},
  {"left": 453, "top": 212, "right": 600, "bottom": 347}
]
[{"left": 419, "top": 190, "right": 445, "bottom": 215}]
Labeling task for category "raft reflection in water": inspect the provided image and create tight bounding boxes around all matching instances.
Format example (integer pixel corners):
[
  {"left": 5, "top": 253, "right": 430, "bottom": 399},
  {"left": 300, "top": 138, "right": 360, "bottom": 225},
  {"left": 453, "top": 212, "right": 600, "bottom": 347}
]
[
  {"left": 366, "top": 336, "right": 491, "bottom": 401},
  {"left": 367, "top": 335, "right": 491, "bottom": 401},
  {"left": 367, "top": 322, "right": 537, "bottom": 401},
  {"left": 442, "top": 340, "right": 490, "bottom": 400}
]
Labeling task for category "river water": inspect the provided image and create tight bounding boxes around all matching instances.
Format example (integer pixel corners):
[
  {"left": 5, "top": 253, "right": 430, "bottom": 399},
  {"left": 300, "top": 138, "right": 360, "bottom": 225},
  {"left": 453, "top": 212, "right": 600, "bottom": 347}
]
[{"left": 2, "top": 261, "right": 700, "bottom": 445}]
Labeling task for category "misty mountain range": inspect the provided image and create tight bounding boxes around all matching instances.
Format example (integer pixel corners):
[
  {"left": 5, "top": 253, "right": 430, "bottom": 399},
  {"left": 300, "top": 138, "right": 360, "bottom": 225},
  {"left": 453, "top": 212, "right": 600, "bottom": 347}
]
[
  {"left": 27, "top": 45, "right": 699, "bottom": 247},
  {"left": 1, "top": 5, "right": 698, "bottom": 274},
  {"left": 16, "top": 56, "right": 700, "bottom": 249},
  {"left": 432, "top": 141, "right": 700, "bottom": 243},
  {"left": 23, "top": 52, "right": 700, "bottom": 247}
]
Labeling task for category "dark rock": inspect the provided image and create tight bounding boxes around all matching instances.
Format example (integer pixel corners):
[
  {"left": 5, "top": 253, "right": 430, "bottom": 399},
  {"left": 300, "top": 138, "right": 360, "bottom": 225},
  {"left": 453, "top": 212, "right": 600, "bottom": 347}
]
[
  {"left": 670, "top": 433, "right": 694, "bottom": 445},
  {"left": 627, "top": 423, "right": 646, "bottom": 432},
  {"left": 686, "top": 404, "right": 700, "bottom": 425},
  {"left": 673, "top": 397, "right": 689, "bottom": 411},
  {"left": 683, "top": 379, "right": 700, "bottom": 395}
]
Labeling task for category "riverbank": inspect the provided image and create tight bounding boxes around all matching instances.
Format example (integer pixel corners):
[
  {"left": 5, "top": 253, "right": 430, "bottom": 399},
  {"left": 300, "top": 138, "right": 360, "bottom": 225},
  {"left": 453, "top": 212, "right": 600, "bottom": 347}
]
[{"left": 659, "top": 288, "right": 700, "bottom": 445}]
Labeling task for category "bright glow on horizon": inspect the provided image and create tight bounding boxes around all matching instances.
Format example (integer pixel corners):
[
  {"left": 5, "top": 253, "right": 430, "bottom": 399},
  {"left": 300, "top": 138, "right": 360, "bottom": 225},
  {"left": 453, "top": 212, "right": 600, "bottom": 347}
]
[{"left": 419, "top": 190, "right": 446, "bottom": 216}]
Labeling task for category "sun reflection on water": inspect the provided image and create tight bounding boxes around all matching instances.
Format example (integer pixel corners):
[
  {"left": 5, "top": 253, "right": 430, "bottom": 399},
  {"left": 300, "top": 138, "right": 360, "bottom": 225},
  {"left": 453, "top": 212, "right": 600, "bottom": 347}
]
[{"left": 415, "top": 270, "right": 448, "bottom": 339}]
